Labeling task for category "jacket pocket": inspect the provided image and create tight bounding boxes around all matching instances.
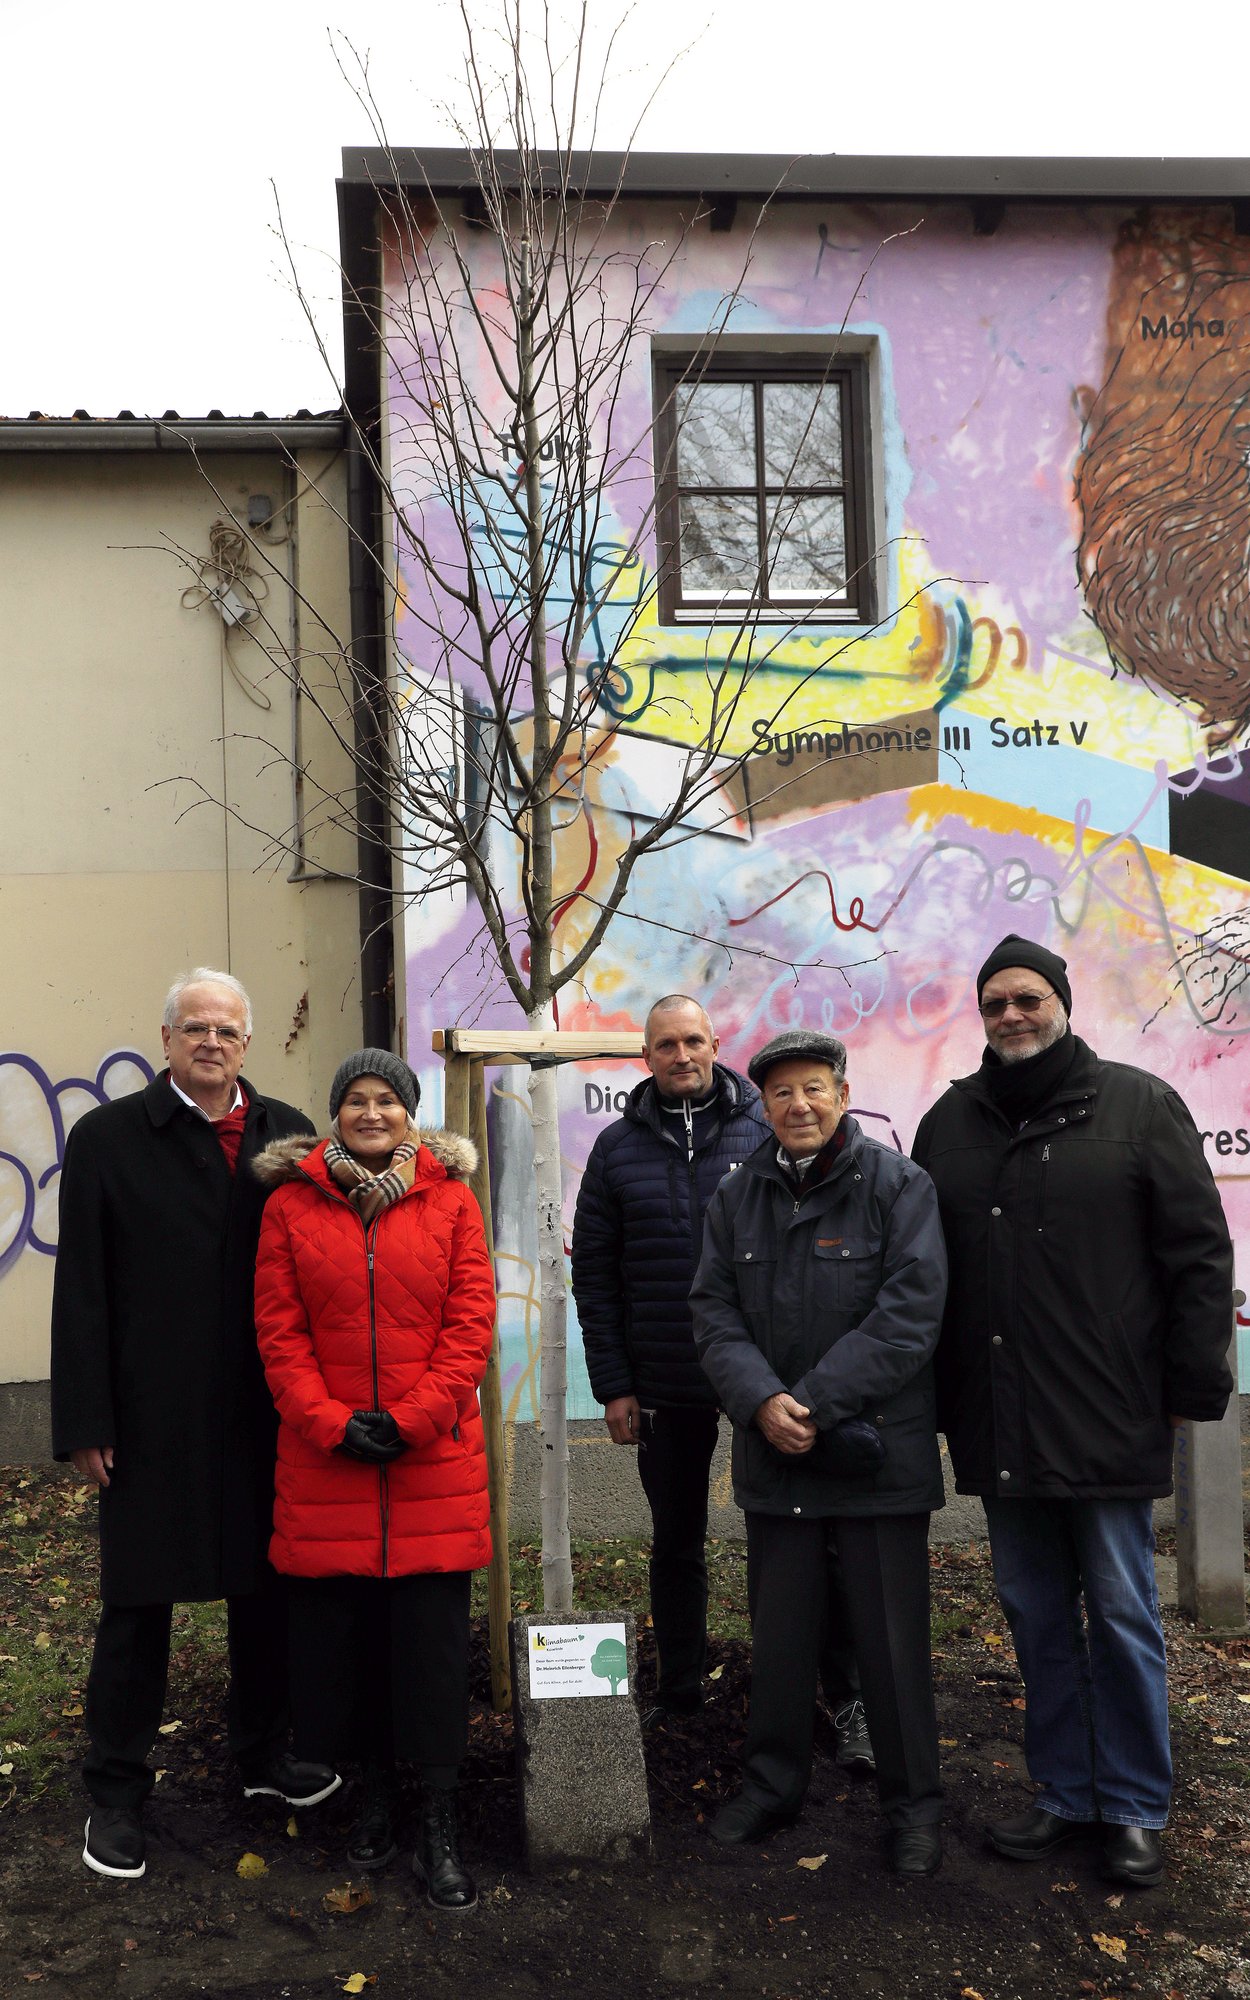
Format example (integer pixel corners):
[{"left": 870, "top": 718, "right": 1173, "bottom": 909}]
[
  {"left": 734, "top": 1250, "right": 776, "bottom": 1313},
  {"left": 1103, "top": 1311, "right": 1156, "bottom": 1423},
  {"left": 811, "top": 1235, "right": 879, "bottom": 1315},
  {"left": 732, "top": 1423, "right": 786, "bottom": 1499}
]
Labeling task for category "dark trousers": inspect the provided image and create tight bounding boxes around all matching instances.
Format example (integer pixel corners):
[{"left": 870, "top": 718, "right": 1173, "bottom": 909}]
[
  {"left": 286, "top": 1572, "right": 471, "bottom": 1781},
  {"left": 741, "top": 1512, "right": 942, "bottom": 1828},
  {"left": 637, "top": 1406, "right": 860, "bottom": 1712},
  {"left": 84, "top": 1581, "right": 289, "bottom": 1808}
]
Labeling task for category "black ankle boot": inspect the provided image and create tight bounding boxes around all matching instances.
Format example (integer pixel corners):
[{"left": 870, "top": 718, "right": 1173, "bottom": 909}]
[
  {"left": 347, "top": 1768, "right": 398, "bottom": 1872},
  {"left": 413, "top": 1789, "right": 476, "bottom": 1910}
]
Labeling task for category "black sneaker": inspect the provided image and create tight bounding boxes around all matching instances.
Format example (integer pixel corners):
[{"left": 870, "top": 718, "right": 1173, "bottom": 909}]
[
  {"left": 240, "top": 1751, "right": 341, "bottom": 1807},
  {"left": 83, "top": 1807, "right": 146, "bottom": 1879},
  {"left": 413, "top": 1790, "right": 477, "bottom": 1911},
  {"left": 833, "top": 1698, "right": 876, "bottom": 1774}
]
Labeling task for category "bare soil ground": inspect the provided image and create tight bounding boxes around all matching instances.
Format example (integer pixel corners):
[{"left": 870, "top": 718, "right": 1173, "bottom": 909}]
[{"left": 1, "top": 1469, "right": 1248, "bottom": 2000}]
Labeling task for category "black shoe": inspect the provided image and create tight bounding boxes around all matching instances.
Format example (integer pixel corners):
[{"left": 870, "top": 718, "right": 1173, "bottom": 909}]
[
  {"left": 413, "top": 1790, "right": 477, "bottom": 1911},
  {"left": 1101, "top": 1825, "right": 1164, "bottom": 1888},
  {"left": 708, "top": 1793, "right": 799, "bottom": 1847},
  {"left": 833, "top": 1698, "right": 876, "bottom": 1774},
  {"left": 987, "top": 1807, "right": 1099, "bottom": 1859},
  {"left": 240, "top": 1751, "right": 341, "bottom": 1807},
  {"left": 889, "top": 1826, "right": 943, "bottom": 1877},
  {"left": 642, "top": 1700, "right": 699, "bottom": 1732},
  {"left": 347, "top": 1779, "right": 398, "bottom": 1872},
  {"left": 83, "top": 1807, "right": 146, "bottom": 1879}
]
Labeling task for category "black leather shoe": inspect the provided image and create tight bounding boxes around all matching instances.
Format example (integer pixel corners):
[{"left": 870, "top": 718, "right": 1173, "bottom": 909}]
[
  {"left": 889, "top": 1826, "right": 943, "bottom": 1877},
  {"left": 1101, "top": 1825, "right": 1164, "bottom": 1888},
  {"left": 987, "top": 1807, "right": 1098, "bottom": 1859},
  {"left": 833, "top": 1698, "right": 876, "bottom": 1775},
  {"left": 413, "top": 1790, "right": 477, "bottom": 1910},
  {"left": 708, "top": 1793, "right": 798, "bottom": 1847},
  {"left": 240, "top": 1751, "right": 341, "bottom": 1807},
  {"left": 347, "top": 1784, "right": 398, "bottom": 1872},
  {"left": 83, "top": 1807, "right": 146, "bottom": 1879}
]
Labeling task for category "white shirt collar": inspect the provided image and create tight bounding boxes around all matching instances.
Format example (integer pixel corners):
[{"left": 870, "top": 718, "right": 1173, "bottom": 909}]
[{"left": 168, "top": 1076, "right": 244, "bottom": 1122}]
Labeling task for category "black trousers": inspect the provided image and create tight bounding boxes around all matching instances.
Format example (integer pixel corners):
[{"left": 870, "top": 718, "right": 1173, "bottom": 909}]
[
  {"left": 636, "top": 1406, "right": 860, "bottom": 1713},
  {"left": 286, "top": 1571, "right": 471, "bottom": 1779},
  {"left": 741, "top": 1512, "right": 942, "bottom": 1828},
  {"left": 84, "top": 1579, "right": 289, "bottom": 1808}
]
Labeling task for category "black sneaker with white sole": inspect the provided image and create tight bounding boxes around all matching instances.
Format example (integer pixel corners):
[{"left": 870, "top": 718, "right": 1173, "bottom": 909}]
[
  {"left": 83, "top": 1807, "right": 146, "bottom": 1879},
  {"left": 240, "top": 1751, "right": 341, "bottom": 1807}
]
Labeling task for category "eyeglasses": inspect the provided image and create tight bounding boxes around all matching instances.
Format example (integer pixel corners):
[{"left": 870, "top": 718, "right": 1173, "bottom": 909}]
[
  {"left": 175, "top": 1022, "right": 245, "bottom": 1046},
  {"left": 978, "top": 989, "right": 1055, "bottom": 1021}
]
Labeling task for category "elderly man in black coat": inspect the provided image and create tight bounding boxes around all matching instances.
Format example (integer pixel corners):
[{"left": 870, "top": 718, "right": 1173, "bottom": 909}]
[
  {"left": 51, "top": 968, "right": 337, "bottom": 1879},
  {"left": 913, "top": 935, "right": 1234, "bottom": 1889},
  {"left": 691, "top": 1029, "right": 948, "bottom": 1878}
]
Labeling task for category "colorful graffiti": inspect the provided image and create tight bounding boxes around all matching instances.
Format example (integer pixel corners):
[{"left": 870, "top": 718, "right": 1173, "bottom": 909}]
[
  {"left": 385, "top": 197, "right": 1250, "bottom": 1412},
  {"left": 0, "top": 1051, "right": 154, "bottom": 1277}
]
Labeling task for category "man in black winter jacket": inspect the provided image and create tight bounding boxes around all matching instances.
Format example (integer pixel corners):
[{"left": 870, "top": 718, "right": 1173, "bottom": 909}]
[
  {"left": 571, "top": 996, "right": 871, "bottom": 1758},
  {"left": 913, "top": 935, "right": 1234, "bottom": 1890}
]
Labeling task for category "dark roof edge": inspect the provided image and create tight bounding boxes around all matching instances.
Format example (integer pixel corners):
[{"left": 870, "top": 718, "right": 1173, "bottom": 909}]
[
  {"left": 0, "top": 417, "right": 347, "bottom": 455},
  {"left": 339, "top": 147, "right": 1250, "bottom": 202}
]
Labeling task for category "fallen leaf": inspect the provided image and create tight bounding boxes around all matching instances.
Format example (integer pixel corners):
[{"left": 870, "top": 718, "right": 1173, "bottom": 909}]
[
  {"left": 1195, "top": 1945, "right": 1226, "bottom": 1965},
  {"left": 0, "top": 1655, "right": 17, "bottom": 1664},
  {"left": 1105, "top": 1893, "right": 1123, "bottom": 1908},
  {"left": 0, "top": 1763, "right": 13, "bottom": 1777},
  {"left": 342, "top": 1979, "right": 373, "bottom": 1995},
  {"left": 1010, "top": 1697, "right": 1027, "bottom": 1710},
  {"left": 1051, "top": 1881, "right": 1078, "bottom": 1894},
  {"left": 982, "top": 1633, "right": 1003, "bottom": 1647},
  {"left": 796, "top": 1854, "right": 827, "bottom": 1871},
  {"left": 1213, "top": 1736, "right": 1236, "bottom": 1746},
  {"left": 33, "top": 1633, "right": 50, "bottom": 1651},
  {"left": 1092, "top": 1934, "right": 1127, "bottom": 1962},
  {"left": 1237, "top": 1693, "right": 1250, "bottom": 1704},
  {"left": 992, "top": 1759, "right": 1010, "bottom": 1769},
  {"left": 235, "top": 1852, "right": 268, "bottom": 1879},
  {"left": 61, "top": 1705, "right": 83, "bottom": 1718},
  {"left": 286, "top": 1816, "right": 299, "bottom": 1837},
  {"left": 708, "top": 1665, "right": 724, "bottom": 1681},
  {"left": 47, "top": 1596, "right": 66, "bottom": 1609},
  {"left": 123, "top": 1939, "right": 138, "bottom": 1952},
  {"left": 960, "top": 1989, "right": 986, "bottom": 1999},
  {"left": 1163, "top": 1932, "right": 1187, "bottom": 1944},
  {"left": 157, "top": 1720, "right": 182, "bottom": 1735},
  {"left": 323, "top": 1882, "right": 374, "bottom": 1915},
  {"left": 939, "top": 1737, "right": 959, "bottom": 1748},
  {"left": 1186, "top": 1692, "right": 1208, "bottom": 1704}
]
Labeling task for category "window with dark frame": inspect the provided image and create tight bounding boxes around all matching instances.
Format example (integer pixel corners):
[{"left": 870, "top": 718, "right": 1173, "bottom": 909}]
[{"left": 654, "top": 354, "right": 874, "bottom": 624}]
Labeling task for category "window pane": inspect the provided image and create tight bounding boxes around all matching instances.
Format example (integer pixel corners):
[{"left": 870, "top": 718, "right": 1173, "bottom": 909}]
[
  {"left": 762, "top": 382, "right": 843, "bottom": 487},
  {"left": 679, "top": 493, "right": 760, "bottom": 596},
  {"left": 675, "top": 382, "right": 757, "bottom": 487},
  {"left": 766, "top": 495, "right": 847, "bottom": 600}
]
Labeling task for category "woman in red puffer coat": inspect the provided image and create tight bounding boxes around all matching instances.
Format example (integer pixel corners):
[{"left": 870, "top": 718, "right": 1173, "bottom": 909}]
[{"left": 253, "top": 1048, "right": 495, "bottom": 1910}]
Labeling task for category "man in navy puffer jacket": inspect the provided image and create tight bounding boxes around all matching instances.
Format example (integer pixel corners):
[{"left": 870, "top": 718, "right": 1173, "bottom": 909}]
[{"left": 572, "top": 996, "right": 868, "bottom": 1750}]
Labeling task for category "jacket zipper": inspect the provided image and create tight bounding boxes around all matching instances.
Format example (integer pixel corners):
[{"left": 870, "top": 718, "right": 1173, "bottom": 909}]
[
  {"left": 683, "top": 1099, "right": 701, "bottom": 1260},
  {"left": 365, "top": 1216, "right": 389, "bottom": 1577},
  {"left": 1036, "top": 1142, "right": 1050, "bottom": 1234},
  {"left": 300, "top": 1164, "right": 391, "bottom": 1578}
]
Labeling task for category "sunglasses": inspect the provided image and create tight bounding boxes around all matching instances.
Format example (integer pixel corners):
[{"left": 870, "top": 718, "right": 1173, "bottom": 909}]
[{"left": 978, "top": 989, "right": 1056, "bottom": 1021}]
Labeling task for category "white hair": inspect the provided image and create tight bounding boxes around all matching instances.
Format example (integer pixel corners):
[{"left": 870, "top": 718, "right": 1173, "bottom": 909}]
[{"left": 163, "top": 967, "right": 253, "bottom": 1037}]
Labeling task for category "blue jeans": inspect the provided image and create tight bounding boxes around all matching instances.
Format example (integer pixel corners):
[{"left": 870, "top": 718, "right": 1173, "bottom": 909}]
[{"left": 982, "top": 1497, "right": 1171, "bottom": 1828}]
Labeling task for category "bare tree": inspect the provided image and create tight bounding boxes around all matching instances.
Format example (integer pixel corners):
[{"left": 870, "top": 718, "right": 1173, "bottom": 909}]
[{"left": 170, "top": 2, "right": 940, "bottom": 1611}]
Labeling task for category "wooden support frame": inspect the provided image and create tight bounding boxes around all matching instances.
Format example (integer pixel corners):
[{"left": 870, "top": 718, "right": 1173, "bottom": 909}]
[{"left": 436, "top": 1025, "right": 645, "bottom": 1711}]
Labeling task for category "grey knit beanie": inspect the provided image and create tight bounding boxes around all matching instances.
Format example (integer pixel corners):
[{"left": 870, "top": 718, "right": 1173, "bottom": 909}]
[
  {"left": 748, "top": 1030, "right": 848, "bottom": 1088},
  {"left": 329, "top": 1048, "right": 420, "bottom": 1120}
]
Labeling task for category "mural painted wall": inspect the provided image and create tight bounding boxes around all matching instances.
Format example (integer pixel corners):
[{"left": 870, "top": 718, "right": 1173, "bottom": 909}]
[
  {"left": 0, "top": 1052, "right": 155, "bottom": 1279},
  {"left": 384, "top": 196, "right": 1250, "bottom": 1419}
]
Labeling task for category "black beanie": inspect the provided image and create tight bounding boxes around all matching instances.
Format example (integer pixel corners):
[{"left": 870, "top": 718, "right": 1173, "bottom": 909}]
[
  {"left": 329, "top": 1048, "right": 421, "bottom": 1120},
  {"left": 976, "top": 934, "right": 1072, "bottom": 1015}
]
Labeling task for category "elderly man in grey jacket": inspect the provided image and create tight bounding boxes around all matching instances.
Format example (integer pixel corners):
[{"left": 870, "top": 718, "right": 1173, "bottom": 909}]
[{"left": 691, "top": 1030, "right": 947, "bottom": 1877}]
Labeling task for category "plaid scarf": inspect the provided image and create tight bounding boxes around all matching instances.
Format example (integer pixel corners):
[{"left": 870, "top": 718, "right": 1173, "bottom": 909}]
[{"left": 324, "top": 1135, "right": 418, "bottom": 1223}]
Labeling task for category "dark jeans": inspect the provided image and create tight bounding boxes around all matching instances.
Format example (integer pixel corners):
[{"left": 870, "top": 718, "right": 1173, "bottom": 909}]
[
  {"left": 84, "top": 1581, "right": 289, "bottom": 1808},
  {"left": 286, "top": 1571, "right": 472, "bottom": 1779},
  {"left": 741, "top": 1511, "right": 943, "bottom": 1828},
  {"left": 983, "top": 1496, "right": 1172, "bottom": 1826},
  {"left": 637, "top": 1406, "right": 860, "bottom": 1712}
]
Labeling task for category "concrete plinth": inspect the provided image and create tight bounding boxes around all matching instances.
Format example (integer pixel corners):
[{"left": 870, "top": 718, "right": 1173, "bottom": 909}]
[
  {"left": 509, "top": 1610, "right": 651, "bottom": 1869},
  {"left": 1175, "top": 1316, "right": 1247, "bottom": 1632}
]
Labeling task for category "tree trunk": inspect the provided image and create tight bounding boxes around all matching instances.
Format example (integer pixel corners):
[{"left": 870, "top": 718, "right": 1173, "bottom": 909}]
[{"left": 526, "top": 999, "right": 573, "bottom": 1611}]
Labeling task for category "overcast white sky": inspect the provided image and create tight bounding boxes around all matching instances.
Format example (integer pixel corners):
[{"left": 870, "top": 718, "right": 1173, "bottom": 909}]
[{"left": 4, "top": 0, "right": 1250, "bottom": 417}]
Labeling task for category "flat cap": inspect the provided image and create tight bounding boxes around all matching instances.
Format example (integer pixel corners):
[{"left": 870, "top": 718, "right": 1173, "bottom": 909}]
[{"left": 747, "top": 1030, "right": 848, "bottom": 1088}]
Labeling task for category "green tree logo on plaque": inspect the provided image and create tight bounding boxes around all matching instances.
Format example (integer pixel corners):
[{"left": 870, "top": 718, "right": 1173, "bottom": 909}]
[{"left": 590, "top": 1635, "right": 628, "bottom": 1695}]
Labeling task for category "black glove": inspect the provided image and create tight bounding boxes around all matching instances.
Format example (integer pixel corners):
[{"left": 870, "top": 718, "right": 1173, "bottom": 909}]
[
  {"left": 815, "top": 1417, "right": 886, "bottom": 1477},
  {"left": 338, "top": 1410, "right": 405, "bottom": 1463}
]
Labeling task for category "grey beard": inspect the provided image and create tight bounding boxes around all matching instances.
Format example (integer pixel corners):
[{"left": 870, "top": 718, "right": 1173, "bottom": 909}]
[{"left": 993, "top": 1012, "right": 1068, "bottom": 1064}]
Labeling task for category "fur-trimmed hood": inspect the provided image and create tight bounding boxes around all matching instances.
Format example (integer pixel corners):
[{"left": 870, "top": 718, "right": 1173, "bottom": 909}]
[{"left": 252, "top": 1127, "right": 478, "bottom": 1188}]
